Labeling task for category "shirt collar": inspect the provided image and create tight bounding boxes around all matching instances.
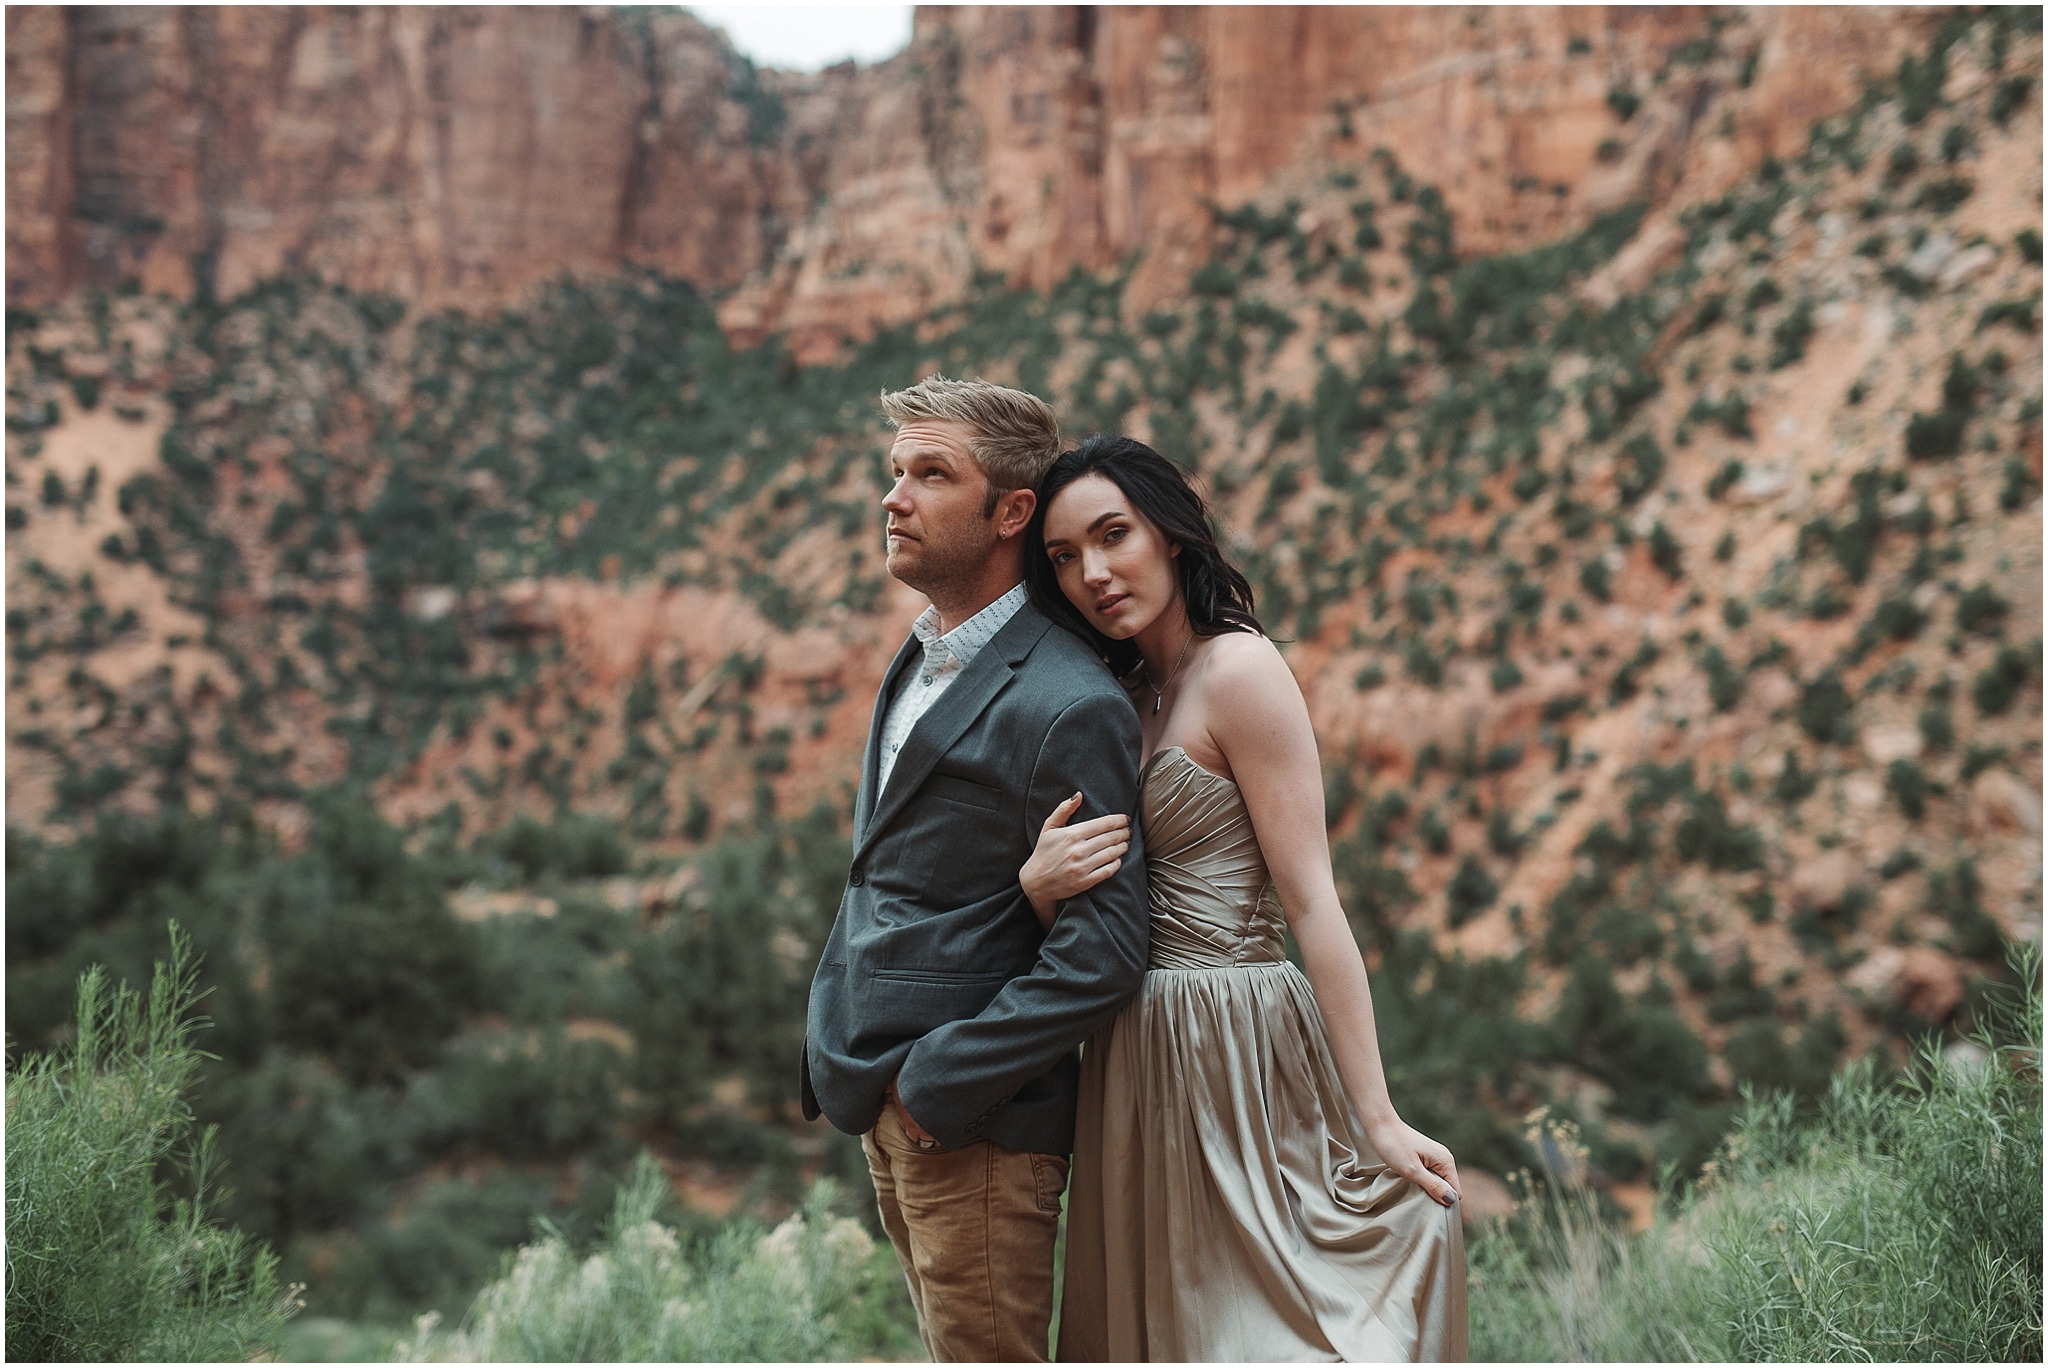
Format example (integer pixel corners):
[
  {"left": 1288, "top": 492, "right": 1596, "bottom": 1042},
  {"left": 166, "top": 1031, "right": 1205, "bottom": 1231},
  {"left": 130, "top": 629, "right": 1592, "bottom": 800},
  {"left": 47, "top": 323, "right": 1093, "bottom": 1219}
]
[{"left": 910, "top": 582, "right": 1028, "bottom": 674}]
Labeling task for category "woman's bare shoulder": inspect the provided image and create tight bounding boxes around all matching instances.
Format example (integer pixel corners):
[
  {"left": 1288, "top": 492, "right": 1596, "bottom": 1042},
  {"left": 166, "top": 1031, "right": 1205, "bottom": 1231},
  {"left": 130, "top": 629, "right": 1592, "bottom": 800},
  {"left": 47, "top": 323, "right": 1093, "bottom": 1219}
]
[
  {"left": 1202, "top": 630, "right": 1298, "bottom": 695},
  {"left": 1198, "top": 632, "right": 1311, "bottom": 753}
]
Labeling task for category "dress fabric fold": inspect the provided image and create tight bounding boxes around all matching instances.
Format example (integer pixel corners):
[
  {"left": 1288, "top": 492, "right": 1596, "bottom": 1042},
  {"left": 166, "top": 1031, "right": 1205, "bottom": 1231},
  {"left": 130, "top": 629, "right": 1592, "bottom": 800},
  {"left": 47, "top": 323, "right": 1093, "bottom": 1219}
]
[{"left": 1059, "top": 747, "right": 1467, "bottom": 1363}]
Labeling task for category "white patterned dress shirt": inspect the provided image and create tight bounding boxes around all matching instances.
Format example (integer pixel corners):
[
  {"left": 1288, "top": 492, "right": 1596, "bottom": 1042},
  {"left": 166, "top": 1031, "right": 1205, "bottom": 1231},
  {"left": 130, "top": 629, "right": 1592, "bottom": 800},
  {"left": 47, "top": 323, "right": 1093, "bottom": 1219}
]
[{"left": 877, "top": 582, "right": 1029, "bottom": 794}]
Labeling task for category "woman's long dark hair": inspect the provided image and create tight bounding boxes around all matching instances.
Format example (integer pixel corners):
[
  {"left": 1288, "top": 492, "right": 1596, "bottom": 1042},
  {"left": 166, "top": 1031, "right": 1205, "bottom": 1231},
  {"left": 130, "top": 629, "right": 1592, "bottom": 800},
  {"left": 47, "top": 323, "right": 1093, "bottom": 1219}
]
[{"left": 1025, "top": 434, "right": 1262, "bottom": 678}]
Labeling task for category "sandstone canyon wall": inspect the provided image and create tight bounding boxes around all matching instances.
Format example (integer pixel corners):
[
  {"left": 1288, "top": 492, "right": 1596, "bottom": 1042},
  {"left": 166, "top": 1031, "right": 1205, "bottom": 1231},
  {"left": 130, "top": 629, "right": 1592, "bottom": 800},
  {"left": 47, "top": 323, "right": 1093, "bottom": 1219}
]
[{"left": 10, "top": 6, "right": 1934, "bottom": 356}]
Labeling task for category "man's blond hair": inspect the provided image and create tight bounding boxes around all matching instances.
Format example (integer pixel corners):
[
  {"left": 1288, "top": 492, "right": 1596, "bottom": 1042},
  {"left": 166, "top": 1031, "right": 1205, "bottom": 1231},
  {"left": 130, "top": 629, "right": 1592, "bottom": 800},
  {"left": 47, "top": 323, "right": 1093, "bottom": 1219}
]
[{"left": 879, "top": 374, "right": 1062, "bottom": 515}]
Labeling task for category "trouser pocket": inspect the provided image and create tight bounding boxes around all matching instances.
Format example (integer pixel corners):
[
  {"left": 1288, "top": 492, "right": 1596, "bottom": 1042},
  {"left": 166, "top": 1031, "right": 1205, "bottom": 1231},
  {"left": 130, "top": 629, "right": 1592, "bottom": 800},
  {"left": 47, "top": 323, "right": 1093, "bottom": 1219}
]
[{"left": 1029, "top": 1150, "right": 1069, "bottom": 1214}]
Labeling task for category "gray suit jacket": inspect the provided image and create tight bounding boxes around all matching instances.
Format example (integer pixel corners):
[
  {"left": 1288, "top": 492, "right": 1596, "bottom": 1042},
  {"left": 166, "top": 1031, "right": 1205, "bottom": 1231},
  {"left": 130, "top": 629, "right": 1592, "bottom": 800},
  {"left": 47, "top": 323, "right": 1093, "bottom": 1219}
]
[{"left": 800, "top": 596, "right": 1149, "bottom": 1154}]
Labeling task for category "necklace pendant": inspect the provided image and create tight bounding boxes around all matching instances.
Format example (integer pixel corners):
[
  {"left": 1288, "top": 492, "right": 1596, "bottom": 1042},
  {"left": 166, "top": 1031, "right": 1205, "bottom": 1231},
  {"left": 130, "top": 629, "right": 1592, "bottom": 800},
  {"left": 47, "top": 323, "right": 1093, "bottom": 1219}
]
[{"left": 1152, "top": 692, "right": 1161, "bottom": 714}]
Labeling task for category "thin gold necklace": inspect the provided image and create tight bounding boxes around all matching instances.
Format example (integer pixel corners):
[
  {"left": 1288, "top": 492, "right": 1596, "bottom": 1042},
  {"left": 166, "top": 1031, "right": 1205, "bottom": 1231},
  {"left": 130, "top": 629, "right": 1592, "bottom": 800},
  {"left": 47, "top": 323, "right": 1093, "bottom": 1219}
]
[{"left": 1142, "top": 628, "right": 1194, "bottom": 715}]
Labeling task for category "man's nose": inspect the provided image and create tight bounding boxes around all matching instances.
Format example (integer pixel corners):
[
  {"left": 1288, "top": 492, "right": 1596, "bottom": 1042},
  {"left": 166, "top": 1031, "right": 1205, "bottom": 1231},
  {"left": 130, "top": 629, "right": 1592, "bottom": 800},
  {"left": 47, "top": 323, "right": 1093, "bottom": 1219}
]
[{"left": 881, "top": 476, "right": 912, "bottom": 514}]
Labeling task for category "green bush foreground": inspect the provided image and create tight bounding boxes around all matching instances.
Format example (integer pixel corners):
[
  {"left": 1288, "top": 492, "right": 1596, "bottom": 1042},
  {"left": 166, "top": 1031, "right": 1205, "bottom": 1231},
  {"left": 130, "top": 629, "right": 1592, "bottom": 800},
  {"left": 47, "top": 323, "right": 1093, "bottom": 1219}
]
[
  {"left": 1471, "top": 945, "right": 2042, "bottom": 1362},
  {"left": 7, "top": 938, "right": 2039, "bottom": 1362},
  {"left": 5, "top": 926, "right": 298, "bottom": 1361},
  {"left": 392, "top": 1161, "right": 916, "bottom": 1362}
]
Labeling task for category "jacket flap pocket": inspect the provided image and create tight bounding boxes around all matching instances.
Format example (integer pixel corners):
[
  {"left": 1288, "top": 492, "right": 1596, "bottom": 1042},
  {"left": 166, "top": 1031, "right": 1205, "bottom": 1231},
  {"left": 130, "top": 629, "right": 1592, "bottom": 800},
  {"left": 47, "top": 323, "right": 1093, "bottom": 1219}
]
[
  {"left": 923, "top": 772, "right": 1001, "bottom": 810},
  {"left": 871, "top": 965, "right": 1012, "bottom": 985}
]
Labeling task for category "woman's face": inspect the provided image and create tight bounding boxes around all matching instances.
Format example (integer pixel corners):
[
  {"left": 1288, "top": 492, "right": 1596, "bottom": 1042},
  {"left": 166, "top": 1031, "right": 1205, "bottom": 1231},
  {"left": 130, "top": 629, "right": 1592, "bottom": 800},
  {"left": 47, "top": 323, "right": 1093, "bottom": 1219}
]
[{"left": 1041, "top": 472, "right": 1180, "bottom": 641}]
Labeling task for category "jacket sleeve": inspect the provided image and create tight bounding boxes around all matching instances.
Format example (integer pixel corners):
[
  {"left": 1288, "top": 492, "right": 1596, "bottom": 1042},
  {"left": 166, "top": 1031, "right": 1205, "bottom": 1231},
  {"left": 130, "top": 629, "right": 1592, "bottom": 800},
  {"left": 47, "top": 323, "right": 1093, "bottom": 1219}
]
[{"left": 894, "top": 690, "right": 1150, "bottom": 1149}]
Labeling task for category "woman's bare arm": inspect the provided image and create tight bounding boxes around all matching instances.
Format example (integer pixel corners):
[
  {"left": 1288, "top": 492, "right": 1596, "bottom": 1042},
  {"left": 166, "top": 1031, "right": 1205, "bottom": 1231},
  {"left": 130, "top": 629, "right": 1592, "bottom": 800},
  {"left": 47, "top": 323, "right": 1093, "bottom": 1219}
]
[{"left": 1202, "top": 634, "right": 1461, "bottom": 1206}]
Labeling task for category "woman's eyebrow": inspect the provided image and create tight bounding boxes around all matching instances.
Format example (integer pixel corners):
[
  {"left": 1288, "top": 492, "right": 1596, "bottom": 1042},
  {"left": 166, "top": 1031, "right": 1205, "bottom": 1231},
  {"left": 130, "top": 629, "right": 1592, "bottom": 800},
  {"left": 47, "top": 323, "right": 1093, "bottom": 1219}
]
[{"left": 1043, "top": 509, "right": 1127, "bottom": 551}]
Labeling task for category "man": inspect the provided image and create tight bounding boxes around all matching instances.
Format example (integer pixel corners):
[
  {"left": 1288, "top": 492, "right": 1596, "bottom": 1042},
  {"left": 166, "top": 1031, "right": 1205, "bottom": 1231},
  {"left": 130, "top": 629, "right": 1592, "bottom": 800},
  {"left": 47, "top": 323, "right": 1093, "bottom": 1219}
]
[{"left": 801, "top": 375, "right": 1149, "bottom": 1361}]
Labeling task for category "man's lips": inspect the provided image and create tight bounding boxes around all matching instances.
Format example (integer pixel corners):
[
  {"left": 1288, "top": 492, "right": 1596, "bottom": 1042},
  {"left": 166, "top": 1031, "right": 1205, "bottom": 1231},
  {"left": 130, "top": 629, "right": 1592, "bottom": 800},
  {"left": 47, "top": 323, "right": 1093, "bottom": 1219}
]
[{"left": 886, "top": 526, "right": 918, "bottom": 543}]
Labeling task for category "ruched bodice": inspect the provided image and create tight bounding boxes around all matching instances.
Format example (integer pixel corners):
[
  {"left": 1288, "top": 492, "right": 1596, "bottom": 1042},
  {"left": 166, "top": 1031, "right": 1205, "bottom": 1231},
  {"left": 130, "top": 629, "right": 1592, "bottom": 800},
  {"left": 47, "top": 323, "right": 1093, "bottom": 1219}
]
[
  {"left": 1140, "top": 747, "right": 1286, "bottom": 969},
  {"left": 1059, "top": 746, "right": 1468, "bottom": 1362}
]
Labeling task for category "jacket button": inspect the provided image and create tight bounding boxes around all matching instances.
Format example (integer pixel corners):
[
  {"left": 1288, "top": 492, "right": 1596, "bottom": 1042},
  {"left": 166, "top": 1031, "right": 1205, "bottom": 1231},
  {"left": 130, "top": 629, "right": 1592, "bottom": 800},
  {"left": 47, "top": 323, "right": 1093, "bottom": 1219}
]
[{"left": 848, "top": 866, "right": 865, "bottom": 887}]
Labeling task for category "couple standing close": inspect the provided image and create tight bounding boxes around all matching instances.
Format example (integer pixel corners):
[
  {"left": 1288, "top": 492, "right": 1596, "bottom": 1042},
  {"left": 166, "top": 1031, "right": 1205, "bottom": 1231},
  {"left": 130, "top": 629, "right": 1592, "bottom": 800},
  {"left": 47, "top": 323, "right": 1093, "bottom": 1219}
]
[{"left": 802, "top": 376, "right": 1467, "bottom": 1362}]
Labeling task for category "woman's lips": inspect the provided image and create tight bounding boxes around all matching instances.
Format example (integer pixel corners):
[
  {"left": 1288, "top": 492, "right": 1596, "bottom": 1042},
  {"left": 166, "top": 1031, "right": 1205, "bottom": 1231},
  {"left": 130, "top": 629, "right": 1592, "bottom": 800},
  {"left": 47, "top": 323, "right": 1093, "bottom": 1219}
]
[{"left": 1094, "top": 593, "right": 1128, "bottom": 615}]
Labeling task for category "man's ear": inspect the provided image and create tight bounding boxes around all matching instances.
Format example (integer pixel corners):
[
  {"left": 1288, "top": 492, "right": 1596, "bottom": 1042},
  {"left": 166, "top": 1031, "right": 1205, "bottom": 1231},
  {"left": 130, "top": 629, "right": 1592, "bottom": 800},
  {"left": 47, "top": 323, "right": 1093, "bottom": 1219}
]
[{"left": 995, "top": 486, "right": 1037, "bottom": 540}]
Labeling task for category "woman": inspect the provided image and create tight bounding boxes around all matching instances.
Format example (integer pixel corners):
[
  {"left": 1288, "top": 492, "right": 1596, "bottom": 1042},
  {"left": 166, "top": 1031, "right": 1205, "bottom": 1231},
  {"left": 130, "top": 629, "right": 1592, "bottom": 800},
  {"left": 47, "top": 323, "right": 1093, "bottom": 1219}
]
[{"left": 1018, "top": 435, "right": 1468, "bottom": 1362}]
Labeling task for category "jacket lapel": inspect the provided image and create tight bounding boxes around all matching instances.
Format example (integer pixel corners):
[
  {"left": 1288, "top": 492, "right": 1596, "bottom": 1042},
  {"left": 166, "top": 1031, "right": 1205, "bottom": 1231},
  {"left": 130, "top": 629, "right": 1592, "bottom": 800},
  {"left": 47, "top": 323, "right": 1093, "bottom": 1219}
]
[
  {"left": 854, "top": 602, "right": 1053, "bottom": 864},
  {"left": 856, "top": 633, "right": 923, "bottom": 840}
]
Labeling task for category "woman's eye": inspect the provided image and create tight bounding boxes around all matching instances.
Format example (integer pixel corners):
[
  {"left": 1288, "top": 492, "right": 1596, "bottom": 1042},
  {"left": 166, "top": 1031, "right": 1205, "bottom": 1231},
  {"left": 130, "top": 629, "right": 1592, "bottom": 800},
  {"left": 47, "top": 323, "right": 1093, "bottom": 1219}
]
[{"left": 1104, "top": 526, "right": 1126, "bottom": 543}]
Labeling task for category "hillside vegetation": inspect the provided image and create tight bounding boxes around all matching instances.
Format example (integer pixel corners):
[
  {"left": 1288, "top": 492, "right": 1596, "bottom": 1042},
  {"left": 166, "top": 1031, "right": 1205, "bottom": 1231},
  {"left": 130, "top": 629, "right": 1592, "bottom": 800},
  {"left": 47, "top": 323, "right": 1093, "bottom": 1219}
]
[{"left": 5, "top": 7, "right": 2041, "bottom": 1333}]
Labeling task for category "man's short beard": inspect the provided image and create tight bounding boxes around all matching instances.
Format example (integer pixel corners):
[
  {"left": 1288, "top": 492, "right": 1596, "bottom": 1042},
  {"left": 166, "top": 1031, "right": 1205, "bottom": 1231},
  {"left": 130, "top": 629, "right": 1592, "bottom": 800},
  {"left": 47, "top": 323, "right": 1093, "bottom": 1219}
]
[{"left": 886, "top": 516, "right": 999, "bottom": 600}]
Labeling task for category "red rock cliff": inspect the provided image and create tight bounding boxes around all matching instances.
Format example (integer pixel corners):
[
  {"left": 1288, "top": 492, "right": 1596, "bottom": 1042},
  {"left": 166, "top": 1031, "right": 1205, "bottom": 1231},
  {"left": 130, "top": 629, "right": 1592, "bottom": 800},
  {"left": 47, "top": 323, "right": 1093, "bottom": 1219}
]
[{"left": 9, "top": 6, "right": 1931, "bottom": 355}]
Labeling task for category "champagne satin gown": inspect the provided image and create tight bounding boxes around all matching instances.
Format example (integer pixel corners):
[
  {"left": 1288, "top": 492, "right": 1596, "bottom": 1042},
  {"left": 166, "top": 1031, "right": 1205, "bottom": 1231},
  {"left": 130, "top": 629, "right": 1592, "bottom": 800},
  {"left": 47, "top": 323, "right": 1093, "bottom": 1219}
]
[{"left": 1058, "top": 748, "right": 1468, "bottom": 1362}]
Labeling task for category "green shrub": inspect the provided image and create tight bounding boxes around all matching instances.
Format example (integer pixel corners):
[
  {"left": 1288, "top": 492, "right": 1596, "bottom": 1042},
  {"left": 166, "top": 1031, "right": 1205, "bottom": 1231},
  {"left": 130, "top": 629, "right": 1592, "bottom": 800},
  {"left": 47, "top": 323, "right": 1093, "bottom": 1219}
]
[
  {"left": 2001, "top": 458, "right": 2038, "bottom": 511},
  {"left": 1545, "top": 955, "right": 1710, "bottom": 1124},
  {"left": 399, "top": 1160, "right": 915, "bottom": 1362},
  {"left": 1190, "top": 261, "right": 1238, "bottom": 297},
  {"left": 1904, "top": 352, "right": 1978, "bottom": 459},
  {"left": 1705, "top": 459, "right": 1743, "bottom": 500},
  {"left": 488, "top": 811, "right": 630, "bottom": 881},
  {"left": 1608, "top": 638, "right": 1661, "bottom": 704},
  {"left": 1927, "top": 859, "right": 2005, "bottom": 961},
  {"left": 1672, "top": 790, "right": 1764, "bottom": 871},
  {"left": 1956, "top": 583, "right": 2010, "bottom": 636},
  {"left": 1991, "top": 73, "right": 2035, "bottom": 125},
  {"left": 1773, "top": 749, "right": 1819, "bottom": 804},
  {"left": 268, "top": 809, "right": 480, "bottom": 1086},
  {"left": 1973, "top": 645, "right": 2036, "bottom": 715},
  {"left": 1886, "top": 758, "right": 1931, "bottom": 819},
  {"left": 1446, "top": 855, "right": 1500, "bottom": 928},
  {"left": 1722, "top": 1014, "right": 1845, "bottom": 1100},
  {"left": 1766, "top": 299, "right": 1815, "bottom": 369},
  {"left": 1978, "top": 298, "right": 2039, "bottom": 332},
  {"left": 1865, "top": 595, "right": 1928, "bottom": 644},
  {"left": 1686, "top": 391, "right": 1753, "bottom": 439},
  {"left": 1616, "top": 433, "right": 1665, "bottom": 504},
  {"left": 1418, "top": 808, "right": 1452, "bottom": 855},
  {"left": 1919, "top": 694, "right": 1956, "bottom": 752},
  {"left": 1486, "top": 809, "right": 1525, "bottom": 857},
  {"left": 5, "top": 928, "right": 295, "bottom": 1361},
  {"left": 1403, "top": 636, "right": 1443, "bottom": 685},
  {"left": 1796, "top": 670, "right": 1855, "bottom": 743},
  {"left": 1688, "top": 292, "right": 1728, "bottom": 336},
  {"left": 1912, "top": 176, "right": 1974, "bottom": 213},
  {"left": 1699, "top": 645, "right": 1744, "bottom": 711},
  {"left": 1474, "top": 946, "right": 2039, "bottom": 1361},
  {"left": 1647, "top": 522, "right": 1683, "bottom": 580},
  {"left": 1579, "top": 558, "right": 1612, "bottom": 602}
]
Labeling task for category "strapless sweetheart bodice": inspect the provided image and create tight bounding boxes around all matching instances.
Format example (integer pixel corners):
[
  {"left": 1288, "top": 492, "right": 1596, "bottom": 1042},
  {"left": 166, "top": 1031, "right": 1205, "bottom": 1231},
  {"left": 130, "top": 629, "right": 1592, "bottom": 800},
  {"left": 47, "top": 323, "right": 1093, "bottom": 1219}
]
[{"left": 1139, "top": 746, "right": 1286, "bottom": 969}]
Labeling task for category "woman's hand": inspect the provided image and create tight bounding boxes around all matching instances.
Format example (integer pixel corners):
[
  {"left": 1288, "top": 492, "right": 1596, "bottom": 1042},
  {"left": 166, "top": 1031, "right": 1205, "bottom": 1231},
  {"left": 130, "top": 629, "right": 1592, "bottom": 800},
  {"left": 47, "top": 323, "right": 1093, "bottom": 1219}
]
[
  {"left": 1019, "top": 793, "right": 1131, "bottom": 930},
  {"left": 1363, "top": 1113, "right": 1462, "bottom": 1208}
]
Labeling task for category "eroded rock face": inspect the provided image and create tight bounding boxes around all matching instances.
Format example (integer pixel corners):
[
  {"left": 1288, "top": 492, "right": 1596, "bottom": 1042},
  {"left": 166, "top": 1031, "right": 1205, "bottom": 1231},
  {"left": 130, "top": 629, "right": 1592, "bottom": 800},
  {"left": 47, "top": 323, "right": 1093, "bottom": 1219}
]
[
  {"left": 5, "top": 7, "right": 795, "bottom": 306},
  {"left": 8, "top": 5, "right": 1933, "bottom": 357}
]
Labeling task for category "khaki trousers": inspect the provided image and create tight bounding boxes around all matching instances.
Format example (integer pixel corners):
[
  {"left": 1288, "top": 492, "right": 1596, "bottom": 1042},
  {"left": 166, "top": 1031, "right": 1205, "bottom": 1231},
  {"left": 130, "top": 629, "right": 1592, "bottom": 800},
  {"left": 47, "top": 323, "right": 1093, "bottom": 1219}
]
[{"left": 863, "top": 1102, "right": 1069, "bottom": 1362}]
